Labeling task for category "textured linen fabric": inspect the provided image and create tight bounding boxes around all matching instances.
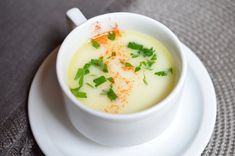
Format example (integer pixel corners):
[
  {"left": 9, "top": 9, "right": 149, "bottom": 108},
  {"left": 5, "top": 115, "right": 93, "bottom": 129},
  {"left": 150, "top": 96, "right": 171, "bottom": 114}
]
[{"left": 0, "top": 0, "right": 234, "bottom": 155}]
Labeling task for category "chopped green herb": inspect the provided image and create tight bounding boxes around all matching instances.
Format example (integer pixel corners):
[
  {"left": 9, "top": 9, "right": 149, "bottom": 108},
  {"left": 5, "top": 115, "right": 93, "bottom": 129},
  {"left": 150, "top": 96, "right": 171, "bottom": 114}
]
[
  {"left": 135, "top": 66, "right": 141, "bottom": 72},
  {"left": 140, "top": 61, "right": 146, "bottom": 66},
  {"left": 141, "top": 47, "right": 155, "bottom": 57},
  {"left": 74, "top": 68, "right": 85, "bottom": 88},
  {"left": 93, "top": 76, "right": 107, "bottom": 87},
  {"left": 101, "top": 63, "right": 108, "bottom": 73},
  {"left": 147, "top": 60, "right": 155, "bottom": 67},
  {"left": 70, "top": 88, "right": 87, "bottom": 98},
  {"left": 107, "top": 77, "right": 114, "bottom": 83},
  {"left": 83, "top": 63, "right": 91, "bottom": 74},
  {"left": 127, "top": 42, "right": 155, "bottom": 58},
  {"left": 74, "top": 68, "right": 84, "bottom": 80},
  {"left": 155, "top": 71, "right": 168, "bottom": 76},
  {"left": 136, "top": 56, "right": 156, "bottom": 71},
  {"left": 79, "top": 71, "right": 84, "bottom": 87},
  {"left": 150, "top": 53, "right": 157, "bottom": 61},
  {"left": 155, "top": 67, "right": 173, "bottom": 76},
  {"left": 86, "top": 83, "right": 94, "bottom": 88},
  {"left": 91, "top": 39, "right": 100, "bottom": 49},
  {"left": 90, "top": 58, "right": 101, "bottom": 66},
  {"left": 131, "top": 52, "right": 140, "bottom": 58},
  {"left": 107, "top": 87, "right": 117, "bottom": 101},
  {"left": 168, "top": 67, "right": 173, "bottom": 74},
  {"left": 107, "top": 31, "right": 116, "bottom": 40},
  {"left": 145, "top": 60, "right": 155, "bottom": 69},
  {"left": 128, "top": 42, "right": 143, "bottom": 50},
  {"left": 125, "top": 62, "right": 133, "bottom": 67},
  {"left": 91, "top": 57, "right": 108, "bottom": 73},
  {"left": 143, "top": 74, "right": 148, "bottom": 85},
  {"left": 143, "top": 54, "right": 157, "bottom": 70}
]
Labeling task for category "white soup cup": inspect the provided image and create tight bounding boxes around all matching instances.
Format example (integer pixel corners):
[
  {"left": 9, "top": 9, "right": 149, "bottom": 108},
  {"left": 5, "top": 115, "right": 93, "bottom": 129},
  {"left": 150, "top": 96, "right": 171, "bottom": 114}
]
[{"left": 56, "top": 8, "right": 187, "bottom": 146}]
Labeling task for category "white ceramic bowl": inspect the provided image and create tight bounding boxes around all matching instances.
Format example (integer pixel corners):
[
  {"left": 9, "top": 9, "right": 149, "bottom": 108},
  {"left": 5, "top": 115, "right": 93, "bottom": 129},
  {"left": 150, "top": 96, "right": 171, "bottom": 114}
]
[{"left": 56, "top": 8, "right": 187, "bottom": 147}]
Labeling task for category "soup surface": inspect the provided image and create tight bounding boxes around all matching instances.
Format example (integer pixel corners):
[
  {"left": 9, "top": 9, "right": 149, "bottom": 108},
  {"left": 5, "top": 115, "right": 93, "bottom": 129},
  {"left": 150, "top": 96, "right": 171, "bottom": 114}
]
[{"left": 67, "top": 30, "right": 176, "bottom": 114}]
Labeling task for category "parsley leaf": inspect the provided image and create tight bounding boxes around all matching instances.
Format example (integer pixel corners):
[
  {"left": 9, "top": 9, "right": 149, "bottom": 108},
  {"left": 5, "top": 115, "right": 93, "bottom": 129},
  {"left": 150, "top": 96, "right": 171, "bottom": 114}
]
[
  {"left": 93, "top": 76, "right": 107, "bottom": 87},
  {"left": 107, "top": 87, "right": 117, "bottom": 101},
  {"left": 101, "top": 63, "right": 108, "bottom": 73},
  {"left": 141, "top": 47, "right": 155, "bottom": 57},
  {"left": 143, "top": 74, "right": 148, "bottom": 85},
  {"left": 147, "top": 60, "right": 155, "bottom": 67},
  {"left": 134, "top": 54, "right": 157, "bottom": 71},
  {"left": 125, "top": 62, "right": 133, "bottom": 67},
  {"left": 168, "top": 67, "right": 173, "bottom": 74},
  {"left": 90, "top": 58, "right": 101, "bottom": 66},
  {"left": 70, "top": 88, "right": 87, "bottom": 98},
  {"left": 155, "top": 71, "right": 168, "bottom": 76},
  {"left": 128, "top": 42, "right": 143, "bottom": 50},
  {"left": 127, "top": 42, "right": 155, "bottom": 58},
  {"left": 91, "top": 39, "right": 100, "bottom": 49},
  {"left": 107, "top": 31, "right": 116, "bottom": 40},
  {"left": 91, "top": 57, "right": 108, "bottom": 73},
  {"left": 83, "top": 63, "right": 91, "bottom": 74},
  {"left": 150, "top": 53, "right": 157, "bottom": 61},
  {"left": 74, "top": 68, "right": 84, "bottom": 80},
  {"left": 135, "top": 66, "right": 141, "bottom": 72},
  {"left": 79, "top": 70, "right": 85, "bottom": 87},
  {"left": 140, "top": 61, "right": 146, "bottom": 66},
  {"left": 155, "top": 68, "right": 173, "bottom": 76},
  {"left": 107, "top": 77, "right": 114, "bottom": 83},
  {"left": 74, "top": 68, "right": 85, "bottom": 88}
]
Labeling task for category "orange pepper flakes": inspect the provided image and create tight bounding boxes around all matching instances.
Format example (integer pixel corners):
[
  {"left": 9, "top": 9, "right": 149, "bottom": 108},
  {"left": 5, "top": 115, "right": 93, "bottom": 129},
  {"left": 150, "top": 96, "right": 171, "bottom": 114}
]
[
  {"left": 112, "top": 29, "right": 121, "bottom": 37},
  {"left": 90, "top": 22, "right": 137, "bottom": 113},
  {"left": 93, "top": 33, "right": 108, "bottom": 45},
  {"left": 91, "top": 22, "right": 121, "bottom": 46}
]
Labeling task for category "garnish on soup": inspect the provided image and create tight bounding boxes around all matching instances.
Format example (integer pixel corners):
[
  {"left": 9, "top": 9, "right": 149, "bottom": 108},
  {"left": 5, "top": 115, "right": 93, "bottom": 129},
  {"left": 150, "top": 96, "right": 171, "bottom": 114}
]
[
  {"left": 91, "top": 39, "right": 100, "bottom": 49},
  {"left": 67, "top": 29, "right": 176, "bottom": 114},
  {"left": 155, "top": 68, "right": 173, "bottom": 76}
]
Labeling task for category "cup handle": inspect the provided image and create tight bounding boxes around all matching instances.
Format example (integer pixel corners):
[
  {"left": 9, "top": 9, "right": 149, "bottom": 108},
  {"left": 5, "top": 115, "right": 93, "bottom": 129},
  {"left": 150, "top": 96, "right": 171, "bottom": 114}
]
[{"left": 66, "top": 8, "right": 87, "bottom": 31}]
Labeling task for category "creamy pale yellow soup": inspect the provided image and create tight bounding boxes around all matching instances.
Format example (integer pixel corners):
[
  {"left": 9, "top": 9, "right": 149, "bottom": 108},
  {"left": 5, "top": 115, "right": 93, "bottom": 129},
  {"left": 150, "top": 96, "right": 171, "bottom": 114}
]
[{"left": 67, "top": 30, "right": 176, "bottom": 114}]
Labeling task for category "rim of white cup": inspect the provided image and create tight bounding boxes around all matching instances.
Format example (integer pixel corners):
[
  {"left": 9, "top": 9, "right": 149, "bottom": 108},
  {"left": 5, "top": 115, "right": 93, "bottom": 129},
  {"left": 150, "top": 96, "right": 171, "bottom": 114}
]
[{"left": 56, "top": 12, "right": 187, "bottom": 121}]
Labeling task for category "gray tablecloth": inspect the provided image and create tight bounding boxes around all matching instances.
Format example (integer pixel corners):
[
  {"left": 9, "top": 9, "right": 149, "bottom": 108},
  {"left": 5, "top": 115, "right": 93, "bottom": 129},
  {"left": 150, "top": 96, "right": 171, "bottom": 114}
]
[{"left": 0, "top": 0, "right": 234, "bottom": 155}]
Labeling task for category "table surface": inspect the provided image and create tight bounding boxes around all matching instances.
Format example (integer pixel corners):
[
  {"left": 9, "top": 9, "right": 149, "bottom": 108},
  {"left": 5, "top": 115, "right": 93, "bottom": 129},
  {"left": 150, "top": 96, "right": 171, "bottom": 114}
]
[{"left": 0, "top": 0, "right": 234, "bottom": 155}]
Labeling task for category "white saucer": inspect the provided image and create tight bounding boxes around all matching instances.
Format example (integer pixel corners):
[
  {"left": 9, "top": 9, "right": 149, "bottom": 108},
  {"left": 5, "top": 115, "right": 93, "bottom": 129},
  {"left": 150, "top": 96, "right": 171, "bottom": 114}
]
[{"left": 28, "top": 43, "right": 216, "bottom": 156}]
